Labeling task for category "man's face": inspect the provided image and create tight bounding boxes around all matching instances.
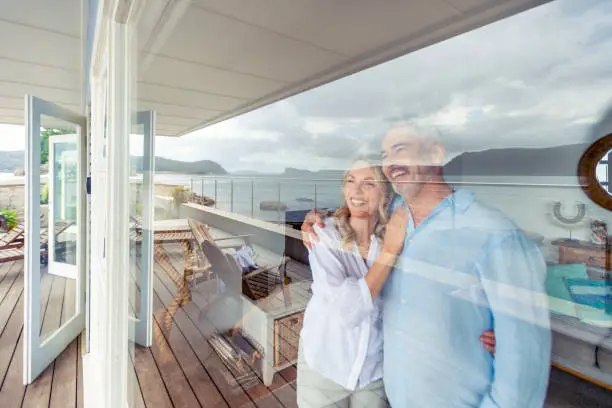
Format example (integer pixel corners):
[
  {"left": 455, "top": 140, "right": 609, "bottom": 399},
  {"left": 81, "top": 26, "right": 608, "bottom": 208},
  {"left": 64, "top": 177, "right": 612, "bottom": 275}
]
[{"left": 381, "top": 127, "right": 438, "bottom": 200}]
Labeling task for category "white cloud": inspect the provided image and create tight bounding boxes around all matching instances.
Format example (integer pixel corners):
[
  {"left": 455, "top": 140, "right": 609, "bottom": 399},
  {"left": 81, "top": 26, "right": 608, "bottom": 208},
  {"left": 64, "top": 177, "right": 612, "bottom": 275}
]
[
  {"left": 4, "top": 0, "right": 612, "bottom": 175},
  {"left": 0, "top": 125, "right": 25, "bottom": 151},
  {"left": 148, "top": 0, "right": 612, "bottom": 173}
]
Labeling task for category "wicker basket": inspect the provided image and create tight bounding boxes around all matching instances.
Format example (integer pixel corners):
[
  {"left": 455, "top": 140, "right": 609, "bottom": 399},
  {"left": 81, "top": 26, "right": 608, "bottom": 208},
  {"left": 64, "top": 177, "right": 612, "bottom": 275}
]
[{"left": 273, "top": 311, "right": 303, "bottom": 367}]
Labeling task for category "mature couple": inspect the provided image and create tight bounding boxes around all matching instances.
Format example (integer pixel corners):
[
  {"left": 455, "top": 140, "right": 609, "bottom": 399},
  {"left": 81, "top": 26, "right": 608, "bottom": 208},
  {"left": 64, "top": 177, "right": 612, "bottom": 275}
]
[{"left": 297, "top": 124, "right": 552, "bottom": 408}]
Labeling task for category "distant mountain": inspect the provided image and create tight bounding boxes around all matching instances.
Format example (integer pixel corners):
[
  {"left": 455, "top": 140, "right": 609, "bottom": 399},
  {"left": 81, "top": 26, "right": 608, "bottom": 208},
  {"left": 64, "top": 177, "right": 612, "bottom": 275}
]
[
  {"left": 444, "top": 144, "right": 589, "bottom": 176},
  {"left": 0, "top": 151, "right": 228, "bottom": 175},
  {"left": 0, "top": 151, "right": 24, "bottom": 172},
  {"left": 131, "top": 156, "right": 227, "bottom": 175}
]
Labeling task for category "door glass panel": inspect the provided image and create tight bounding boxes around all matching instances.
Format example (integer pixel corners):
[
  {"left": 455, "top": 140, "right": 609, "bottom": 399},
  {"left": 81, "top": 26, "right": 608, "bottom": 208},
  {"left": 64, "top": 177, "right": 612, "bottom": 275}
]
[
  {"left": 52, "top": 140, "right": 78, "bottom": 265},
  {"left": 40, "top": 114, "right": 79, "bottom": 342},
  {"left": 129, "top": 128, "right": 144, "bottom": 318}
]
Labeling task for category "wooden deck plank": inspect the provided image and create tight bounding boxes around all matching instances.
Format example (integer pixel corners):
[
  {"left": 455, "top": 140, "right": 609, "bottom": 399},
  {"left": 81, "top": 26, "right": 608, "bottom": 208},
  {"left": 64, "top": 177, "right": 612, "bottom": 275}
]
[
  {"left": 0, "top": 261, "right": 16, "bottom": 294},
  {"left": 128, "top": 291, "right": 171, "bottom": 408},
  {"left": 161, "top": 247, "right": 285, "bottom": 408},
  {"left": 150, "top": 262, "right": 256, "bottom": 408},
  {"left": 129, "top": 260, "right": 230, "bottom": 408},
  {"left": 133, "top": 345, "right": 174, "bottom": 408},
  {"left": 127, "top": 352, "right": 147, "bottom": 408},
  {"left": 0, "top": 265, "right": 23, "bottom": 340},
  {"left": 23, "top": 275, "right": 67, "bottom": 408},
  {"left": 0, "top": 262, "right": 21, "bottom": 318},
  {"left": 0, "top": 331, "right": 26, "bottom": 407},
  {"left": 40, "top": 275, "right": 66, "bottom": 339},
  {"left": 125, "top": 269, "right": 151, "bottom": 408},
  {"left": 76, "top": 339, "right": 84, "bottom": 408},
  {"left": 149, "top": 317, "right": 203, "bottom": 408},
  {"left": 21, "top": 362, "right": 54, "bottom": 408},
  {"left": 0, "top": 284, "right": 23, "bottom": 387},
  {"left": 1, "top": 266, "right": 55, "bottom": 408},
  {"left": 49, "top": 340, "right": 78, "bottom": 408},
  {"left": 0, "top": 290, "right": 23, "bottom": 390},
  {"left": 49, "top": 278, "right": 78, "bottom": 408}
]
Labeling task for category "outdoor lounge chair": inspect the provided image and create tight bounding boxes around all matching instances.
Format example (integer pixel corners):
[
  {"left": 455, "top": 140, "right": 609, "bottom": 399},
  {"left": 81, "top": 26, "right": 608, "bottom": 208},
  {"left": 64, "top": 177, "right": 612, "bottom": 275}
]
[
  {"left": 0, "top": 223, "right": 25, "bottom": 250},
  {"left": 0, "top": 221, "right": 73, "bottom": 264},
  {"left": 186, "top": 218, "right": 253, "bottom": 285},
  {"left": 194, "top": 226, "right": 288, "bottom": 302}
]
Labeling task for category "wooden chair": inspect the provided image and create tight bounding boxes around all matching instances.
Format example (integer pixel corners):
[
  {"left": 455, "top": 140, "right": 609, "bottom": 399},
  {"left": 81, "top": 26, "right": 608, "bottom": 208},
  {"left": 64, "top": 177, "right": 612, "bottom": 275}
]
[
  {"left": 0, "top": 224, "right": 25, "bottom": 250},
  {"left": 186, "top": 219, "right": 251, "bottom": 286},
  {"left": 197, "top": 235, "right": 287, "bottom": 302},
  {"left": 0, "top": 221, "right": 72, "bottom": 264}
]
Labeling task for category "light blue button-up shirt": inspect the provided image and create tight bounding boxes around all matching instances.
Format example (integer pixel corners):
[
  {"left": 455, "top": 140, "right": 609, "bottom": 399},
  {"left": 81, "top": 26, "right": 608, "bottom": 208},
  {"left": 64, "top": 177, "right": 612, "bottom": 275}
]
[{"left": 383, "top": 189, "right": 551, "bottom": 408}]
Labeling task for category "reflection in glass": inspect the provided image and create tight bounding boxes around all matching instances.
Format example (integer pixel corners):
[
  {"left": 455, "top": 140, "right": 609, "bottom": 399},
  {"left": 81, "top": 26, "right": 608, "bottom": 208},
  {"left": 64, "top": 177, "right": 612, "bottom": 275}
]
[
  {"left": 52, "top": 141, "right": 78, "bottom": 266},
  {"left": 39, "top": 115, "right": 79, "bottom": 342},
  {"left": 596, "top": 149, "right": 612, "bottom": 195},
  {"left": 129, "top": 129, "right": 145, "bottom": 319}
]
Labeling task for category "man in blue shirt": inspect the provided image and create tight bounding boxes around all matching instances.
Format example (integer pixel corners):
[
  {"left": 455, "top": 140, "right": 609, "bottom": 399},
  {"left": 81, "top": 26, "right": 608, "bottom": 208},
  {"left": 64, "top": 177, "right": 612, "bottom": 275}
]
[{"left": 303, "top": 123, "right": 551, "bottom": 407}]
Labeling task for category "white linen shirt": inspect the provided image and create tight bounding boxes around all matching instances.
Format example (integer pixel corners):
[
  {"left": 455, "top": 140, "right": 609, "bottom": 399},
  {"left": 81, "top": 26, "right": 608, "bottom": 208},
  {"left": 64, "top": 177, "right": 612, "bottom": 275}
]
[{"left": 300, "top": 219, "right": 384, "bottom": 391}]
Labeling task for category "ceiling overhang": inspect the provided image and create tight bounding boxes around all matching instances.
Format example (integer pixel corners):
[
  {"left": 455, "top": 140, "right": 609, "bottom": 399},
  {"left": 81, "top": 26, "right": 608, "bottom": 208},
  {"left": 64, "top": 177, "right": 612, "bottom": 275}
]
[{"left": 0, "top": 0, "right": 552, "bottom": 136}]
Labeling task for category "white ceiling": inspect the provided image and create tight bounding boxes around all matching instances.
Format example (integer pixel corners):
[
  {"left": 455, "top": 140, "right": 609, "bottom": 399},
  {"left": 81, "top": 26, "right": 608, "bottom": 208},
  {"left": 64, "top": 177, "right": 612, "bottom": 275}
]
[
  {"left": 138, "top": 0, "right": 550, "bottom": 136},
  {"left": 0, "top": 0, "right": 83, "bottom": 127},
  {"left": 0, "top": 0, "right": 550, "bottom": 136}
]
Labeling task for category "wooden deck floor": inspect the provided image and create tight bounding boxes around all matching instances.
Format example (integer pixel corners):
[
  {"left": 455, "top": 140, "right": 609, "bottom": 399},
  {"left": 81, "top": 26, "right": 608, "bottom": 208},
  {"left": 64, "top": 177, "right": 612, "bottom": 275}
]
[
  {"left": 133, "top": 243, "right": 612, "bottom": 408},
  {"left": 0, "top": 260, "right": 83, "bottom": 408},
  {"left": 1, "top": 240, "right": 611, "bottom": 408},
  {"left": 129, "top": 242, "right": 305, "bottom": 408}
]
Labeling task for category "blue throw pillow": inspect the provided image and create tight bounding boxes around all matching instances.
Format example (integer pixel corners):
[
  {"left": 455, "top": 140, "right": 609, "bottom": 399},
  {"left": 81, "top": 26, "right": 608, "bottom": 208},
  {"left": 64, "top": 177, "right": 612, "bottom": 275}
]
[
  {"left": 565, "top": 278, "right": 612, "bottom": 327},
  {"left": 545, "top": 263, "right": 588, "bottom": 317}
]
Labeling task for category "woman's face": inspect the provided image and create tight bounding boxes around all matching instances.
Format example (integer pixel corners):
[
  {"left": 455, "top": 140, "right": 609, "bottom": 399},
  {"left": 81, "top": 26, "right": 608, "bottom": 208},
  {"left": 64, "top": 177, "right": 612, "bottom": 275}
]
[{"left": 343, "top": 164, "right": 385, "bottom": 219}]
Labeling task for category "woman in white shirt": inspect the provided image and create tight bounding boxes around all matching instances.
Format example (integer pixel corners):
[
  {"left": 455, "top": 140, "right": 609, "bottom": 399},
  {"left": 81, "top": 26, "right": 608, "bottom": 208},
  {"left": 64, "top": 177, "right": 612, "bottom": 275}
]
[{"left": 298, "top": 158, "right": 409, "bottom": 408}]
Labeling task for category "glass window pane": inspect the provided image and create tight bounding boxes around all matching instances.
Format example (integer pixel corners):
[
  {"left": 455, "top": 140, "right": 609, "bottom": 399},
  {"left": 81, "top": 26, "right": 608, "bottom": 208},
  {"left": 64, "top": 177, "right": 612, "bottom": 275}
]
[{"left": 127, "top": 1, "right": 612, "bottom": 406}]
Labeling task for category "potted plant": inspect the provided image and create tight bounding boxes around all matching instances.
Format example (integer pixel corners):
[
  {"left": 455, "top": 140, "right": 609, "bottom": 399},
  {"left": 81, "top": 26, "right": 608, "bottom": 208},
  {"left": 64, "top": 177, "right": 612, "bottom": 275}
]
[
  {"left": 171, "top": 186, "right": 190, "bottom": 217},
  {"left": 0, "top": 209, "right": 18, "bottom": 233}
]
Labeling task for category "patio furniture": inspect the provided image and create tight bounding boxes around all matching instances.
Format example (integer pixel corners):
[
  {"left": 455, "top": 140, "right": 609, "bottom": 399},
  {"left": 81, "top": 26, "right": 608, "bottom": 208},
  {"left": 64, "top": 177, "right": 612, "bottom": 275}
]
[
  {"left": 187, "top": 219, "right": 252, "bottom": 285},
  {"left": 0, "top": 224, "right": 25, "bottom": 250},
  {"left": 0, "top": 221, "right": 73, "bottom": 264},
  {"left": 240, "top": 280, "right": 311, "bottom": 386}
]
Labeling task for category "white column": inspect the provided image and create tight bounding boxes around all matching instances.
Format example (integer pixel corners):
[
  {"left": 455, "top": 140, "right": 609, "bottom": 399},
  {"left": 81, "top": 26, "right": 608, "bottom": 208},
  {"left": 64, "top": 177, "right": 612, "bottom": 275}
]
[{"left": 104, "top": 19, "right": 130, "bottom": 408}]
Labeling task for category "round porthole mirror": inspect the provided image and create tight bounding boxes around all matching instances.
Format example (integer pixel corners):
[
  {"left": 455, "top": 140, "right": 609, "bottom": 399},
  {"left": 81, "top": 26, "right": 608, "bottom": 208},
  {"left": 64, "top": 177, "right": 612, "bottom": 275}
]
[{"left": 578, "top": 133, "right": 612, "bottom": 210}]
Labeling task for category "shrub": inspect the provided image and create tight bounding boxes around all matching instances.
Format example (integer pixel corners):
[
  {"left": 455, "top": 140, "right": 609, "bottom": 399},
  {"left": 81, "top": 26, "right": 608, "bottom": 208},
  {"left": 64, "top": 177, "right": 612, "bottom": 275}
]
[
  {"left": 171, "top": 186, "right": 190, "bottom": 208},
  {"left": 41, "top": 183, "right": 49, "bottom": 205},
  {"left": 0, "top": 209, "right": 18, "bottom": 232}
]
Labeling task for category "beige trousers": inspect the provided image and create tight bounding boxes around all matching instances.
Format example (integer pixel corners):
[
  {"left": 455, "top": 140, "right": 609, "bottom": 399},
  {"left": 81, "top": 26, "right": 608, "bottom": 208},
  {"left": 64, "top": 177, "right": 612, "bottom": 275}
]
[{"left": 296, "top": 347, "right": 388, "bottom": 408}]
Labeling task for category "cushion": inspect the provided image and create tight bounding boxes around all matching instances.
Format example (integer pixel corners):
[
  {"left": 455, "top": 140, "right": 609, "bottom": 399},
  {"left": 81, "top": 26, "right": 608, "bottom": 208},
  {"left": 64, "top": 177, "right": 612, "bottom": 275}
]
[
  {"left": 565, "top": 278, "right": 612, "bottom": 328},
  {"left": 545, "top": 263, "right": 588, "bottom": 317}
]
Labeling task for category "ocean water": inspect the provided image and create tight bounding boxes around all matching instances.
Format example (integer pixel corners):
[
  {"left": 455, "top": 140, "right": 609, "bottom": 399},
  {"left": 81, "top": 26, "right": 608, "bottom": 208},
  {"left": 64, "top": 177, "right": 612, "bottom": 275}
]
[
  {"left": 153, "top": 172, "right": 612, "bottom": 241},
  {"left": 154, "top": 173, "right": 343, "bottom": 222}
]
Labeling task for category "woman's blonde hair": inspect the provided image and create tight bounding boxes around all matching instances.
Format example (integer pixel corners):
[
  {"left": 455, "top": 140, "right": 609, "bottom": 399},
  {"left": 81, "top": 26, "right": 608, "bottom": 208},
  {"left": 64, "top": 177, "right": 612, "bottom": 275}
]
[{"left": 333, "top": 158, "right": 393, "bottom": 249}]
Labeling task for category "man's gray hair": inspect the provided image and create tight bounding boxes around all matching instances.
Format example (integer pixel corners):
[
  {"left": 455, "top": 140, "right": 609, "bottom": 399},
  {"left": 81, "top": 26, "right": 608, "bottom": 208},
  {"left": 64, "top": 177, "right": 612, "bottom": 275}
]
[{"left": 383, "top": 120, "right": 445, "bottom": 149}]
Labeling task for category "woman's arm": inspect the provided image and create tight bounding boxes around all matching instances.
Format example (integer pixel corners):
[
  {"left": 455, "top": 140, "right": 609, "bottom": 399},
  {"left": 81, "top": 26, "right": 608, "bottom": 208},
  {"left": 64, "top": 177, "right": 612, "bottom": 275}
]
[{"left": 364, "top": 206, "right": 410, "bottom": 300}]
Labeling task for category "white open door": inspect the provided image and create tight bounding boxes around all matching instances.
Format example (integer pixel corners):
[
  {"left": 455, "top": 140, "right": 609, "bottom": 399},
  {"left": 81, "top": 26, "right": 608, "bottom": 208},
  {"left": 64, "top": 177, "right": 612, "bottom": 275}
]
[
  {"left": 48, "top": 134, "right": 79, "bottom": 279},
  {"left": 24, "top": 95, "right": 87, "bottom": 384},
  {"left": 128, "top": 110, "right": 155, "bottom": 347}
]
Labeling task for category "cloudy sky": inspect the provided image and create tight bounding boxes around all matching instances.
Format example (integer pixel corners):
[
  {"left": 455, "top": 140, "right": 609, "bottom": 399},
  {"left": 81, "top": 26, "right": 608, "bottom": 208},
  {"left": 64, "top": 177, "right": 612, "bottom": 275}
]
[{"left": 3, "top": 0, "right": 612, "bottom": 174}]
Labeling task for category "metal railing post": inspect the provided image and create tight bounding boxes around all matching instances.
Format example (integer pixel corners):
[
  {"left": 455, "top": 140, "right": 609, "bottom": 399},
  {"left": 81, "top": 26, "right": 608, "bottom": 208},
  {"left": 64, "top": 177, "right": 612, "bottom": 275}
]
[
  {"left": 214, "top": 179, "right": 217, "bottom": 208},
  {"left": 201, "top": 179, "right": 204, "bottom": 198},
  {"left": 230, "top": 179, "right": 234, "bottom": 212},
  {"left": 251, "top": 180, "right": 254, "bottom": 218},
  {"left": 277, "top": 181, "right": 281, "bottom": 222}
]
